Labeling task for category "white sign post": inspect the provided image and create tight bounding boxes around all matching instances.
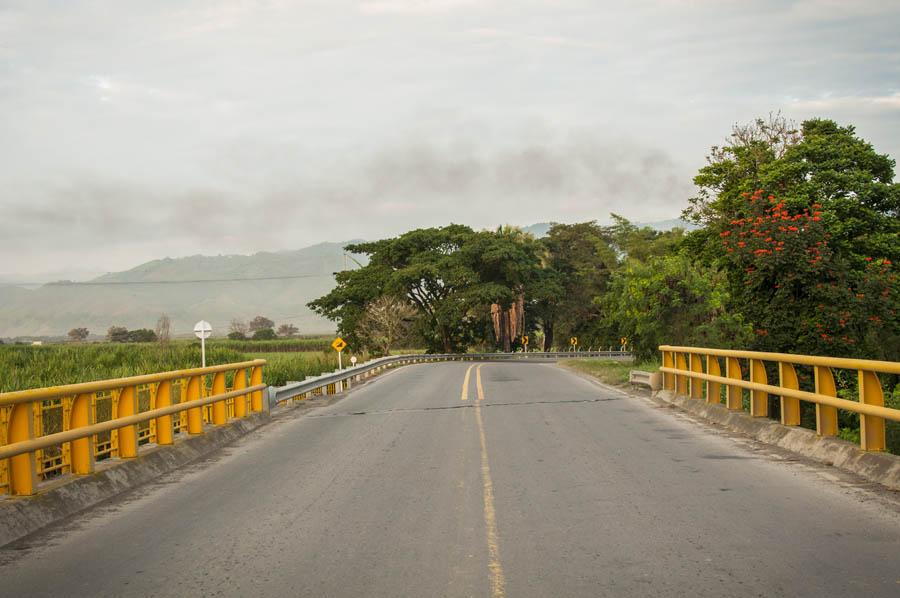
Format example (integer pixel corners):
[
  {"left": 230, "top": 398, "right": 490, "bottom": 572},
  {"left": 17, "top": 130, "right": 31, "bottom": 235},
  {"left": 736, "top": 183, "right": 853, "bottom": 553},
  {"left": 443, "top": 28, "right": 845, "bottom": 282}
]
[{"left": 193, "top": 320, "right": 213, "bottom": 368}]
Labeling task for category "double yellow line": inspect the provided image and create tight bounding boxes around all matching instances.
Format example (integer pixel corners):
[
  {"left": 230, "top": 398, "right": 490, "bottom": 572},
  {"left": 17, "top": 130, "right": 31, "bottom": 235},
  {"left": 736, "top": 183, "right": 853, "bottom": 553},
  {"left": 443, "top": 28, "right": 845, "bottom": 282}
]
[
  {"left": 460, "top": 363, "right": 505, "bottom": 597},
  {"left": 460, "top": 363, "right": 485, "bottom": 402}
]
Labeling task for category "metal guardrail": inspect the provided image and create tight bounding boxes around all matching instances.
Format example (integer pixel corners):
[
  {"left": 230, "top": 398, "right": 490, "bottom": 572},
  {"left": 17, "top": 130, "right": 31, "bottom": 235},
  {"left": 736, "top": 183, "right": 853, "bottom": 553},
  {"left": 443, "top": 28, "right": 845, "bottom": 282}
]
[
  {"left": 0, "top": 360, "right": 267, "bottom": 496},
  {"left": 659, "top": 345, "right": 900, "bottom": 452},
  {"left": 270, "top": 351, "right": 633, "bottom": 405}
]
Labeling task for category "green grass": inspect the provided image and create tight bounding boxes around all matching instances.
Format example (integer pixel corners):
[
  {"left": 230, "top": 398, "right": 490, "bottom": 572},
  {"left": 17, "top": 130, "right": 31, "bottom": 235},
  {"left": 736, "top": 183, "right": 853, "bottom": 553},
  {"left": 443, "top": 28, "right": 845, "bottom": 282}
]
[
  {"left": 0, "top": 343, "right": 359, "bottom": 392},
  {"left": 243, "top": 351, "right": 345, "bottom": 387},
  {"left": 0, "top": 343, "right": 252, "bottom": 392},
  {"left": 561, "top": 358, "right": 659, "bottom": 386},
  {"left": 209, "top": 337, "right": 333, "bottom": 353}
]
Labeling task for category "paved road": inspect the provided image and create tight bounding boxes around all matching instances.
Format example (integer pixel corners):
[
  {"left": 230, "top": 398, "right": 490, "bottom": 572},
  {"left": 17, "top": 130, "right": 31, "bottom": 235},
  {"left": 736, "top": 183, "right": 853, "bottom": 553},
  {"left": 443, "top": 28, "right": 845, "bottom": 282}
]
[{"left": 2, "top": 362, "right": 900, "bottom": 597}]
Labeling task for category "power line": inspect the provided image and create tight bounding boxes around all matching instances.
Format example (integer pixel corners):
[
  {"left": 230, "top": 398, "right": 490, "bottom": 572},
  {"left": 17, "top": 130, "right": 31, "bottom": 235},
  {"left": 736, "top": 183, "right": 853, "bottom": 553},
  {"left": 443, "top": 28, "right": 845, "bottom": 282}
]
[{"left": 2, "top": 273, "right": 338, "bottom": 287}]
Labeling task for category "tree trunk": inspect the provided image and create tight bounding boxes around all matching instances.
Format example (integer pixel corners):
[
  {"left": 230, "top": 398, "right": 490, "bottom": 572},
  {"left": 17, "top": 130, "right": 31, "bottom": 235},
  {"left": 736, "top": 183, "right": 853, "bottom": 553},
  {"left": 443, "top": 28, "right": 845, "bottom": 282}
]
[
  {"left": 440, "top": 325, "right": 452, "bottom": 353},
  {"left": 500, "top": 310, "right": 511, "bottom": 353},
  {"left": 543, "top": 320, "right": 554, "bottom": 352}
]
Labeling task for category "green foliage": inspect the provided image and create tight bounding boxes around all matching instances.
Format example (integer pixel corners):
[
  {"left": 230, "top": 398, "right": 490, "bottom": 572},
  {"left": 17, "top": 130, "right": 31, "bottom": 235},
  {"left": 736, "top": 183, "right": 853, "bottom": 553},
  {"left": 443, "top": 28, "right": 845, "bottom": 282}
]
[
  {"left": 126, "top": 328, "right": 158, "bottom": 343},
  {"left": 251, "top": 328, "right": 277, "bottom": 340},
  {"left": 717, "top": 189, "right": 898, "bottom": 359},
  {"left": 67, "top": 327, "right": 90, "bottom": 342},
  {"left": 599, "top": 254, "right": 751, "bottom": 360},
  {"left": 562, "top": 358, "right": 661, "bottom": 386},
  {"left": 211, "top": 337, "right": 332, "bottom": 353},
  {"left": 106, "top": 326, "right": 129, "bottom": 342},
  {"left": 248, "top": 316, "right": 275, "bottom": 332},
  {"left": 0, "top": 343, "right": 247, "bottom": 392},
  {"left": 309, "top": 224, "right": 541, "bottom": 353},
  {"left": 241, "top": 351, "right": 339, "bottom": 387}
]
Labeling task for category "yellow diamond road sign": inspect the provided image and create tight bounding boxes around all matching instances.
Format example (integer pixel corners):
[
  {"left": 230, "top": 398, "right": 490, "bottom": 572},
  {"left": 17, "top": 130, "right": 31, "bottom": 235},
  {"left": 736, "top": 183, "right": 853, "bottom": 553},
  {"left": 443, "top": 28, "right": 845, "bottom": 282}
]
[{"left": 331, "top": 337, "right": 347, "bottom": 352}]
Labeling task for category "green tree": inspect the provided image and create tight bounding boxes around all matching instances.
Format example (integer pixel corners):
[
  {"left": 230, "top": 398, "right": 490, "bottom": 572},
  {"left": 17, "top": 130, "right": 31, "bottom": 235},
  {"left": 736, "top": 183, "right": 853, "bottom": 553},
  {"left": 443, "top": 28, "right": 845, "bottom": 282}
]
[
  {"left": 252, "top": 328, "right": 277, "bottom": 340},
  {"left": 684, "top": 116, "right": 900, "bottom": 358},
  {"left": 457, "top": 227, "right": 541, "bottom": 351},
  {"left": 719, "top": 189, "right": 898, "bottom": 359},
  {"left": 685, "top": 116, "right": 900, "bottom": 266},
  {"left": 249, "top": 316, "right": 275, "bottom": 332},
  {"left": 532, "top": 222, "right": 617, "bottom": 350},
  {"left": 67, "top": 327, "right": 89, "bottom": 342},
  {"left": 106, "top": 326, "right": 129, "bottom": 343},
  {"left": 600, "top": 254, "right": 751, "bottom": 360},
  {"left": 310, "top": 225, "right": 477, "bottom": 352},
  {"left": 126, "top": 328, "right": 158, "bottom": 343}
]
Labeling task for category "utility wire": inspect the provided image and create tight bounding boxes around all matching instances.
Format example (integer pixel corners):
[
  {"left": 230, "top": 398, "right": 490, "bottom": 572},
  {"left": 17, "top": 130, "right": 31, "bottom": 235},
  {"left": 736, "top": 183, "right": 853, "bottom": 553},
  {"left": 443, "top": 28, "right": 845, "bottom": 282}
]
[{"left": 1, "top": 273, "right": 339, "bottom": 287}]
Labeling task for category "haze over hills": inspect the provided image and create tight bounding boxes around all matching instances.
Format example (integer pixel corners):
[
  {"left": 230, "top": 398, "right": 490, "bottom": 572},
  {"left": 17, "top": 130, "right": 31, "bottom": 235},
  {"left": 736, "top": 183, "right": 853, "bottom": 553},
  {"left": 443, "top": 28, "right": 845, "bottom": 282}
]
[
  {"left": 0, "top": 242, "right": 361, "bottom": 338},
  {"left": 0, "top": 220, "right": 692, "bottom": 338}
]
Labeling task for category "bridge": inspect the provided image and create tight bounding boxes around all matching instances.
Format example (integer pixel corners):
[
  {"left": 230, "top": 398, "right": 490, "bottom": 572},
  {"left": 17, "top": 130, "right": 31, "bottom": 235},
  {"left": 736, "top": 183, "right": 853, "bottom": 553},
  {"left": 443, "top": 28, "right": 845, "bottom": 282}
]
[{"left": 1, "top": 350, "right": 899, "bottom": 597}]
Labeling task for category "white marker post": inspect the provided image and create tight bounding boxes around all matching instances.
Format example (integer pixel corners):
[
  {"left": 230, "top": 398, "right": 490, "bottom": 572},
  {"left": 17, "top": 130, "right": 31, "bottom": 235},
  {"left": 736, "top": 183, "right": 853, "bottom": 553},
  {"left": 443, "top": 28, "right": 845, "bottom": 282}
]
[{"left": 193, "top": 320, "right": 213, "bottom": 368}]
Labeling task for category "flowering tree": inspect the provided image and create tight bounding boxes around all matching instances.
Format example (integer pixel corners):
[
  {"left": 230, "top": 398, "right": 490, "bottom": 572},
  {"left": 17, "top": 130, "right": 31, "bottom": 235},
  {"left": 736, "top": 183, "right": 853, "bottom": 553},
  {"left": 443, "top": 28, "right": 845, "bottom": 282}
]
[{"left": 720, "top": 189, "right": 897, "bottom": 359}]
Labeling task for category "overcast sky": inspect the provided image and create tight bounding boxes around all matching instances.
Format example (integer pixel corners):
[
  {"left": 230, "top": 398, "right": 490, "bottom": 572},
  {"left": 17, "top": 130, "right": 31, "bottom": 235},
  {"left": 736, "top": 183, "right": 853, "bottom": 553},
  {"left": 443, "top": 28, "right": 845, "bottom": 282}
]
[{"left": 2, "top": 0, "right": 899, "bottom": 280}]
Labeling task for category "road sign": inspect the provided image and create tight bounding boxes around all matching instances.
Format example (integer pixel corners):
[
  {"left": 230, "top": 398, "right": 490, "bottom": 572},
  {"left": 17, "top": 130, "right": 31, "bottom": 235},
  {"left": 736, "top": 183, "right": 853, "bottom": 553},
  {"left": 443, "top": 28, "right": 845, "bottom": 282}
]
[
  {"left": 193, "top": 320, "right": 212, "bottom": 340},
  {"left": 570, "top": 336, "right": 578, "bottom": 346},
  {"left": 193, "top": 320, "right": 212, "bottom": 368},
  {"left": 620, "top": 336, "right": 628, "bottom": 346},
  {"left": 331, "top": 337, "right": 347, "bottom": 352},
  {"left": 350, "top": 356, "right": 358, "bottom": 366},
  {"left": 522, "top": 335, "right": 529, "bottom": 346}
]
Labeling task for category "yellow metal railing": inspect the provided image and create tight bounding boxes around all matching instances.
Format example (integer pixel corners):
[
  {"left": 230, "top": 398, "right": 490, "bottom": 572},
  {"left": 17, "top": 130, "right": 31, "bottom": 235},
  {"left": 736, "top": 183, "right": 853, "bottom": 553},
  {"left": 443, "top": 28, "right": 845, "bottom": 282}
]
[
  {"left": 0, "top": 360, "right": 266, "bottom": 497},
  {"left": 659, "top": 346, "right": 900, "bottom": 452}
]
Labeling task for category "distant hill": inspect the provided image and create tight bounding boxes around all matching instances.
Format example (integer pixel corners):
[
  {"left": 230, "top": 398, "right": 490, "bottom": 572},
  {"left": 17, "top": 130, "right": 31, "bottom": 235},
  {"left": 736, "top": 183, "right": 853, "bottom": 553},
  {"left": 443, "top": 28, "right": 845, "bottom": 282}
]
[
  {"left": 0, "top": 242, "right": 363, "bottom": 337},
  {"left": 521, "top": 219, "right": 695, "bottom": 237}
]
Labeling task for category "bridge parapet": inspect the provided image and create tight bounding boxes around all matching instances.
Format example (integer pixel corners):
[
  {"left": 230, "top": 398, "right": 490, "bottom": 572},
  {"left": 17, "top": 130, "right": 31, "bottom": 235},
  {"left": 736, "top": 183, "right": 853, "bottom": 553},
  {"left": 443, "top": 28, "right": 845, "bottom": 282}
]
[
  {"left": 660, "top": 345, "right": 900, "bottom": 452},
  {"left": 0, "top": 360, "right": 266, "bottom": 496}
]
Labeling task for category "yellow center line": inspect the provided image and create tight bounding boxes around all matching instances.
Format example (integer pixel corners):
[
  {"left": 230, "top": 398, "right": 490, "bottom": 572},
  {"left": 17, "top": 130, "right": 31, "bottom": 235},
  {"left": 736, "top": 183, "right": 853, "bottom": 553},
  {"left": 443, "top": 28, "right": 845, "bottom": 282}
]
[
  {"left": 476, "top": 363, "right": 485, "bottom": 401},
  {"left": 461, "top": 364, "right": 474, "bottom": 401},
  {"left": 472, "top": 364, "right": 505, "bottom": 597}
]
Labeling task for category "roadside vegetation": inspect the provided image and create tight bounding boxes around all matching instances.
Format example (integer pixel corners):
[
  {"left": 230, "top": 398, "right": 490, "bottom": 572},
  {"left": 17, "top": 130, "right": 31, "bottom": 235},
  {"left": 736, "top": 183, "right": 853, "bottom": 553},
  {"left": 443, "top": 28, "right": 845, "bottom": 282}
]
[{"left": 562, "top": 358, "right": 662, "bottom": 387}]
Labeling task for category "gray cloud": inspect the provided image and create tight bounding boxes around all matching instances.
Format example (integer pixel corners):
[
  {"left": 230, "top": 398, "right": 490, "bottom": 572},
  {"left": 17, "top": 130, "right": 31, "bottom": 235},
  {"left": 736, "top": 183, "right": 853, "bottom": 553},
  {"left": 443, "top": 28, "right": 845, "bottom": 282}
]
[{"left": 2, "top": 0, "right": 899, "bottom": 278}]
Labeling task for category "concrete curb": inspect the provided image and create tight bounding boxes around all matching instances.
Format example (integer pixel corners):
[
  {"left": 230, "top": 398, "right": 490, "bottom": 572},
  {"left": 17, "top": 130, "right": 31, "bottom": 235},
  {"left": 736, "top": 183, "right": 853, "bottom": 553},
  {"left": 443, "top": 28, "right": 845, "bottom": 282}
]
[
  {"left": 654, "top": 389, "right": 900, "bottom": 492},
  {"left": 0, "top": 412, "right": 270, "bottom": 548}
]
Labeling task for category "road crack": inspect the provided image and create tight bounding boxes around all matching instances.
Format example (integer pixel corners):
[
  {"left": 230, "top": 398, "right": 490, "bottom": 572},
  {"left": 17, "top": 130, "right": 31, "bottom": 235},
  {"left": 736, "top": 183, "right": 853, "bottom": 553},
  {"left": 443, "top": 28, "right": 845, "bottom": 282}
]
[{"left": 309, "top": 396, "right": 623, "bottom": 418}]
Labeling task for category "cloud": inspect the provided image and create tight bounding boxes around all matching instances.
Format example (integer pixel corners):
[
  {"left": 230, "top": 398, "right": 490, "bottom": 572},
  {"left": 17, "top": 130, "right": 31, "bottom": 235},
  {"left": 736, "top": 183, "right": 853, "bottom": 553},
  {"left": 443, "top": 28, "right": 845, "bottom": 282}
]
[
  {"left": 789, "top": 92, "right": 900, "bottom": 113},
  {"left": 359, "top": 0, "right": 487, "bottom": 14},
  {"left": 465, "top": 28, "right": 608, "bottom": 51},
  {"left": 2, "top": 0, "right": 900, "bottom": 279}
]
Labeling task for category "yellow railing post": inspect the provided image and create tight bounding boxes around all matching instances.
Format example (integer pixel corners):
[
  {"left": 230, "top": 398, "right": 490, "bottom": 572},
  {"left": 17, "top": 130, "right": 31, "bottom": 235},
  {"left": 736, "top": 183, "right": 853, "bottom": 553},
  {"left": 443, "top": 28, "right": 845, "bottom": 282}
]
[
  {"left": 70, "top": 392, "right": 95, "bottom": 474},
  {"left": 778, "top": 363, "right": 801, "bottom": 426},
  {"left": 250, "top": 366, "right": 263, "bottom": 412},
  {"left": 675, "top": 353, "right": 688, "bottom": 396},
  {"left": 689, "top": 354, "right": 704, "bottom": 399},
  {"left": 725, "top": 356, "right": 743, "bottom": 410},
  {"left": 706, "top": 356, "right": 722, "bottom": 404},
  {"left": 116, "top": 386, "right": 139, "bottom": 458},
  {"left": 233, "top": 368, "right": 248, "bottom": 418},
  {"left": 8, "top": 402, "right": 37, "bottom": 496},
  {"left": 211, "top": 372, "right": 227, "bottom": 425},
  {"left": 749, "top": 359, "right": 768, "bottom": 417},
  {"left": 859, "top": 370, "right": 886, "bottom": 451},
  {"left": 662, "top": 351, "right": 675, "bottom": 390},
  {"left": 156, "top": 380, "right": 174, "bottom": 446},
  {"left": 814, "top": 366, "right": 838, "bottom": 437},
  {"left": 187, "top": 375, "right": 204, "bottom": 435}
]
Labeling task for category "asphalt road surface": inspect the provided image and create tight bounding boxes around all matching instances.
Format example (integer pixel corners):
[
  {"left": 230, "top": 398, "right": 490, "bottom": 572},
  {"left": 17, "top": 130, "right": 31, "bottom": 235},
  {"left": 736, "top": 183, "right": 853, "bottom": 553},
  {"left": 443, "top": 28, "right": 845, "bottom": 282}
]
[{"left": 2, "top": 362, "right": 899, "bottom": 597}]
